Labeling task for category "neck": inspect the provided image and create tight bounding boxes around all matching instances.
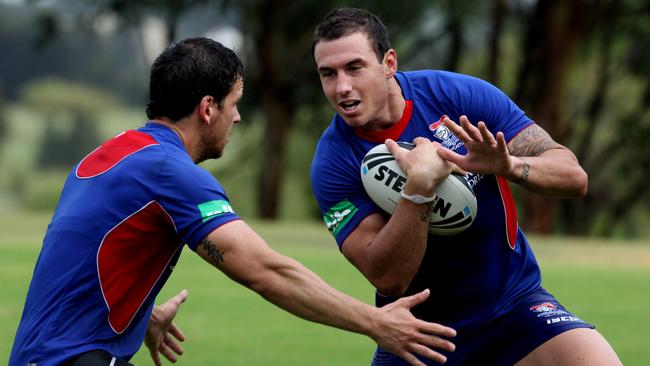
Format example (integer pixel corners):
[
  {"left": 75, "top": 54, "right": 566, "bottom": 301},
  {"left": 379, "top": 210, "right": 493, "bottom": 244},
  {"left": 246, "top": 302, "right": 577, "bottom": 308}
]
[
  {"left": 386, "top": 78, "right": 406, "bottom": 122},
  {"left": 365, "top": 78, "right": 405, "bottom": 131},
  {"left": 149, "top": 118, "right": 198, "bottom": 161}
]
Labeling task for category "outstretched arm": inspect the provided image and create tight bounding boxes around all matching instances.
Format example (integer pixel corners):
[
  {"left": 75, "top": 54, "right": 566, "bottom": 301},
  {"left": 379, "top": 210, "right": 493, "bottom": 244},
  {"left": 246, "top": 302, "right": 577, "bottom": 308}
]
[
  {"left": 195, "top": 220, "right": 456, "bottom": 366},
  {"left": 145, "top": 289, "right": 188, "bottom": 366},
  {"left": 437, "top": 115, "right": 587, "bottom": 197}
]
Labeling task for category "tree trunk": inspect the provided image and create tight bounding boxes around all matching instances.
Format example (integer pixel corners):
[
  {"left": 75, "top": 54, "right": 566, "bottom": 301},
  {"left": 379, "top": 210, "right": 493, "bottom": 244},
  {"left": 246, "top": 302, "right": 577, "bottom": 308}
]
[
  {"left": 253, "top": 0, "right": 293, "bottom": 219},
  {"left": 487, "top": 0, "right": 505, "bottom": 84},
  {"left": 444, "top": 3, "right": 464, "bottom": 72},
  {"left": 514, "top": 0, "right": 592, "bottom": 233}
]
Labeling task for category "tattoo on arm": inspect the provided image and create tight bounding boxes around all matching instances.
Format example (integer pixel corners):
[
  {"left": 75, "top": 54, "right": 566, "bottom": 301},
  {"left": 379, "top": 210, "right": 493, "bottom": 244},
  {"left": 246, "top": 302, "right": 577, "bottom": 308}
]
[
  {"left": 200, "top": 239, "right": 225, "bottom": 266},
  {"left": 419, "top": 204, "right": 433, "bottom": 223},
  {"left": 517, "top": 162, "right": 530, "bottom": 183},
  {"left": 509, "top": 124, "right": 561, "bottom": 157}
]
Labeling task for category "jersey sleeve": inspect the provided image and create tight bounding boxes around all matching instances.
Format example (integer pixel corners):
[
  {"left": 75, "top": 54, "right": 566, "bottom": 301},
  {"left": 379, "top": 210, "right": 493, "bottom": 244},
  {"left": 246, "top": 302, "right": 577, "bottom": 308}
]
[
  {"left": 311, "top": 137, "right": 381, "bottom": 248},
  {"left": 426, "top": 71, "right": 534, "bottom": 142},
  {"left": 156, "top": 157, "right": 241, "bottom": 251}
]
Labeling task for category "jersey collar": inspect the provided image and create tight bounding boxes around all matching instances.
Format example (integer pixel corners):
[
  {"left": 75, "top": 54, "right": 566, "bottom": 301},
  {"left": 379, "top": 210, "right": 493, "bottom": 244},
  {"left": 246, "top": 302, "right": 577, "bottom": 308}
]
[{"left": 353, "top": 100, "right": 413, "bottom": 143}]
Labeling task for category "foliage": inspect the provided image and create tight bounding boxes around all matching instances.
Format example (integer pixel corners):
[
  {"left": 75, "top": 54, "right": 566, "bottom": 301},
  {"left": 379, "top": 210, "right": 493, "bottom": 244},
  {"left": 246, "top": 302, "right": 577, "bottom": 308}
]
[
  {"left": 20, "top": 77, "right": 122, "bottom": 115},
  {"left": 19, "top": 78, "right": 122, "bottom": 168},
  {"left": 2, "top": 1, "right": 650, "bottom": 236}
]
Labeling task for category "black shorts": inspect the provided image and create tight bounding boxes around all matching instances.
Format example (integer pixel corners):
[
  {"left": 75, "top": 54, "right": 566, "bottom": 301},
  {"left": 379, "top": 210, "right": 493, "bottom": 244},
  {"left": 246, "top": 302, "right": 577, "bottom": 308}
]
[{"left": 63, "top": 350, "right": 135, "bottom": 366}]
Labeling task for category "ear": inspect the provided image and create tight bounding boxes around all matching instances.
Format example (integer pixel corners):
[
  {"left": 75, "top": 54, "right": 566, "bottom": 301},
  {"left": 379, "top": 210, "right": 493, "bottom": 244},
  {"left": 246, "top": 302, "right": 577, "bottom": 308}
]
[
  {"left": 383, "top": 49, "right": 398, "bottom": 78},
  {"left": 197, "top": 95, "right": 217, "bottom": 124}
]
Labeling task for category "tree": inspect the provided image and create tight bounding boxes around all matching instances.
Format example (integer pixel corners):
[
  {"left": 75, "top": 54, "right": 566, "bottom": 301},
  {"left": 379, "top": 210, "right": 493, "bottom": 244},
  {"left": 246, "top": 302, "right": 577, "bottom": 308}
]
[
  {"left": 513, "top": 0, "right": 599, "bottom": 233},
  {"left": 20, "top": 78, "right": 121, "bottom": 168}
]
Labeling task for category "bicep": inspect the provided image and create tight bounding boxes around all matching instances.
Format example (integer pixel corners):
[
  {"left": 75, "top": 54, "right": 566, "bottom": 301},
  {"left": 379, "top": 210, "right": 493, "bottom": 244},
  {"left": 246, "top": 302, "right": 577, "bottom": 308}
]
[
  {"left": 507, "top": 123, "right": 564, "bottom": 157},
  {"left": 195, "top": 220, "right": 278, "bottom": 287}
]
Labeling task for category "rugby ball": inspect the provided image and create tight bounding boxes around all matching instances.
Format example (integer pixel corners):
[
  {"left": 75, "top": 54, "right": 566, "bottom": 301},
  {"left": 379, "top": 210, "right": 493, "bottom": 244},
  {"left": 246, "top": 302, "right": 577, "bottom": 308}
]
[{"left": 360, "top": 142, "right": 477, "bottom": 235}]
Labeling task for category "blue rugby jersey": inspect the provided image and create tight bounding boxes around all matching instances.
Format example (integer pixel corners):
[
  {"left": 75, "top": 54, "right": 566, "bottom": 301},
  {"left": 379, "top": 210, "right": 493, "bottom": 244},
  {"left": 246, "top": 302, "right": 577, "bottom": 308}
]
[
  {"left": 11, "top": 123, "right": 240, "bottom": 366},
  {"left": 311, "top": 70, "right": 540, "bottom": 331}
]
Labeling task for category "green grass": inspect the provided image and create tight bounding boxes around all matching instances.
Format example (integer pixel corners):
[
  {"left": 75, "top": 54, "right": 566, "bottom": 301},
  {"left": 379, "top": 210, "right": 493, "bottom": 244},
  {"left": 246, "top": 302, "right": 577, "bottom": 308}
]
[{"left": 1, "top": 214, "right": 649, "bottom": 365}]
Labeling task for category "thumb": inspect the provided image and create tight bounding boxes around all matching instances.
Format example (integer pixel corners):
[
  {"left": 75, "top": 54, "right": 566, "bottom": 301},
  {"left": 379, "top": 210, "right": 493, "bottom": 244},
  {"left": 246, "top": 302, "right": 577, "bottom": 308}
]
[
  {"left": 398, "top": 288, "right": 430, "bottom": 309},
  {"left": 172, "top": 289, "right": 189, "bottom": 306},
  {"left": 385, "top": 139, "right": 407, "bottom": 159}
]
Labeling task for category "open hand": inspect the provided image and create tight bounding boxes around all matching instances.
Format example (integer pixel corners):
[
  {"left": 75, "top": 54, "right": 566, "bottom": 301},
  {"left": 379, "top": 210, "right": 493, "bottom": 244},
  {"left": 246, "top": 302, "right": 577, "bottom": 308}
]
[
  {"left": 145, "top": 289, "right": 188, "bottom": 366},
  {"left": 373, "top": 289, "right": 456, "bottom": 365},
  {"left": 437, "top": 115, "right": 513, "bottom": 176}
]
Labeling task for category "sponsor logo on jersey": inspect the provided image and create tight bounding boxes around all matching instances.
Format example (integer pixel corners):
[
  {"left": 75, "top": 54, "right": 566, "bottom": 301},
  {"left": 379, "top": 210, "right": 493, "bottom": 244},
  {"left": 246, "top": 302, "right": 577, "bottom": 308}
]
[
  {"left": 198, "top": 200, "right": 235, "bottom": 222},
  {"left": 530, "top": 302, "right": 569, "bottom": 318},
  {"left": 465, "top": 172, "right": 484, "bottom": 189},
  {"left": 324, "top": 199, "right": 358, "bottom": 237}
]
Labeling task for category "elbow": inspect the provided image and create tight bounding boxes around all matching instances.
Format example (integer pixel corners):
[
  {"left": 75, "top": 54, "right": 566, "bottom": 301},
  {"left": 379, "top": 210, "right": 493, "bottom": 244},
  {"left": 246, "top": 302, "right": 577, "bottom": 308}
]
[{"left": 372, "top": 275, "right": 410, "bottom": 297}]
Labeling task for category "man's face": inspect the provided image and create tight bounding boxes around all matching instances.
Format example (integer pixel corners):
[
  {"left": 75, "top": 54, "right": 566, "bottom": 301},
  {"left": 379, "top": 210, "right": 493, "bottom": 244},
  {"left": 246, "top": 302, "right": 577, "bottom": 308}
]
[
  {"left": 202, "top": 78, "right": 243, "bottom": 160},
  {"left": 314, "top": 32, "right": 391, "bottom": 129}
]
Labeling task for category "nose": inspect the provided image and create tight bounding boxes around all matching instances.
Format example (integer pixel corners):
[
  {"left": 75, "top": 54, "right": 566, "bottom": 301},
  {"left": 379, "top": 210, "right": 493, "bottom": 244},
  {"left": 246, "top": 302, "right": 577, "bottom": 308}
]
[
  {"left": 336, "top": 75, "right": 352, "bottom": 95},
  {"left": 233, "top": 109, "right": 241, "bottom": 125}
]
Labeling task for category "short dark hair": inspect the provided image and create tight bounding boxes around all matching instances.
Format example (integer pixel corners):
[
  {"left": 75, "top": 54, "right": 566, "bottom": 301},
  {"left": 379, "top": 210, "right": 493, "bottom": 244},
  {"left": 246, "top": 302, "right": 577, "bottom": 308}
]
[
  {"left": 312, "top": 7, "right": 390, "bottom": 63},
  {"left": 146, "top": 37, "right": 244, "bottom": 121}
]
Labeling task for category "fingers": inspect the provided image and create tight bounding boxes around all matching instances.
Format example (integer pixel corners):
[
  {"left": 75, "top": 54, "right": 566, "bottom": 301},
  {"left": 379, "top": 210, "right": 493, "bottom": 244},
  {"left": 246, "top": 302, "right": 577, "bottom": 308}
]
[
  {"left": 168, "top": 322, "right": 186, "bottom": 342},
  {"left": 444, "top": 116, "right": 499, "bottom": 147},
  {"left": 448, "top": 162, "right": 467, "bottom": 176},
  {"left": 412, "top": 136, "right": 432, "bottom": 146},
  {"left": 409, "top": 344, "right": 449, "bottom": 365},
  {"left": 397, "top": 352, "right": 427, "bottom": 366},
  {"left": 159, "top": 333, "right": 184, "bottom": 362},
  {"left": 159, "top": 343, "right": 180, "bottom": 363},
  {"left": 443, "top": 116, "right": 470, "bottom": 141},
  {"left": 149, "top": 348, "right": 162, "bottom": 366},
  {"left": 164, "top": 331, "right": 185, "bottom": 354},
  {"left": 478, "top": 121, "right": 496, "bottom": 146},
  {"left": 460, "top": 116, "right": 482, "bottom": 142},
  {"left": 398, "top": 289, "right": 430, "bottom": 308},
  {"left": 418, "top": 320, "right": 457, "bottom": 339},
  {"left": 496, "top": 132, "right": 508, "bottom": 153}
]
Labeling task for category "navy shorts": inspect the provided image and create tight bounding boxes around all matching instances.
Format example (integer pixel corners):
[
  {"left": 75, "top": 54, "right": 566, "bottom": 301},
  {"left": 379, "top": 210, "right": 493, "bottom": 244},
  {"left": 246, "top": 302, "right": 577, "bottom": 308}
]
[
  {"left": 63, "top": 350, "right": 135, "bottom": 366},
  {"left": 372, "top": 288, "right": 594, "bottom": 366}
]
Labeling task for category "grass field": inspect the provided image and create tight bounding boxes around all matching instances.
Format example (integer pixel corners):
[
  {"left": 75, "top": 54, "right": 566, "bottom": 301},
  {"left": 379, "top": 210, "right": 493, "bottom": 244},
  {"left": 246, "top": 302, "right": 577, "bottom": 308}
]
[{"left": 1, "top": 213, "right": 649, "bottom": 365}]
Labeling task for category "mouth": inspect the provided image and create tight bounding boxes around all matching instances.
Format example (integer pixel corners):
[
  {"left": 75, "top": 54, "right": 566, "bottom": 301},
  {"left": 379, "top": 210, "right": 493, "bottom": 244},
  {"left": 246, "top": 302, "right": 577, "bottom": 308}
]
[{"left": 338, "top": 100, "right": 361, "bottom": 113}]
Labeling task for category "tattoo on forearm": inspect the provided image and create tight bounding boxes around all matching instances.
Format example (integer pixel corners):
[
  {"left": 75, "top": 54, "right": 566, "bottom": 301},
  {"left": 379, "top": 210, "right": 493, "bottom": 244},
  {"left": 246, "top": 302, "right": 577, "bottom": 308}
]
[
  {"left": 419, "top": 204, "right": 433, "bottom": 223},
  {"left": 509, "top": 124, "right": 561, "bottom": 157},
  {"left": 200, "top": 239, "right": 224, "bottom": 265},
  {"left": 518, "top": 162, "right": 530, "bottom": 183}
]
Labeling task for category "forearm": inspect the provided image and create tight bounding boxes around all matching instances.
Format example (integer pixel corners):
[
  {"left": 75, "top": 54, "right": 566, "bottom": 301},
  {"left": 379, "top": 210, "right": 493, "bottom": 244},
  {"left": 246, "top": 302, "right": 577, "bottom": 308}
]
[
  {"left": 250, "top": 253, "right": 379, "bottom": 338},
  {"left": 505, "top": 123, "right": 588, "bottom": 197},
  {"left": 506, "top": 148, "right": 588, "bottom": 197},
  {"left": 364, "top": 200, "right": 430, "bottom": 295}
]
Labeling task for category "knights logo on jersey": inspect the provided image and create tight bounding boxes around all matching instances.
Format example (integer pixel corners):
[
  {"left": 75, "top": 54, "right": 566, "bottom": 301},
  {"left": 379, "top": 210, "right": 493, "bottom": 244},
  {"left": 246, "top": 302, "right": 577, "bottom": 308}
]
[{"left": 429, "top": 115, "right": 463, "bottom": 151}]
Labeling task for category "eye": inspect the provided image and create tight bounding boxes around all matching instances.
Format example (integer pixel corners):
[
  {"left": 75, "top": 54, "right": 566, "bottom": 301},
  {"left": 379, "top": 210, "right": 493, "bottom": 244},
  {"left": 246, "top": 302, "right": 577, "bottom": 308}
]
[
  {"left": 320, "top": 70, "right": 334, "bottom": 78},
  {"left": 347, "top": 64, "right": 363, "bottom": 74}
]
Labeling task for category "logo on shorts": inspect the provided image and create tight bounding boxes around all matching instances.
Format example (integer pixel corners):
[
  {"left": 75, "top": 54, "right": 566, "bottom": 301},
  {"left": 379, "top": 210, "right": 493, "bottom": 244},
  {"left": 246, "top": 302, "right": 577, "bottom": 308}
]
[
  {"left": 545, "top": 316, "right": 580, "bottom": 325},
  {"left": 530, "top": 302, "right": 568, "bottom": 318}
]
